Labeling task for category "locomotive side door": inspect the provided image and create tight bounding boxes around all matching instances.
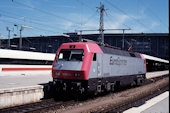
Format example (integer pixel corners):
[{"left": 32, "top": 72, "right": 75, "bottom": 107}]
[{"left": 97, "top": 53, "right": 103, "bottom": 77}]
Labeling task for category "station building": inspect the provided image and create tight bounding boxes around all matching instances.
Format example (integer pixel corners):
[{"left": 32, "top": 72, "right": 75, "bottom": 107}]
[{"left": 0, "top": 33, "right": 169, "bottom": 60}]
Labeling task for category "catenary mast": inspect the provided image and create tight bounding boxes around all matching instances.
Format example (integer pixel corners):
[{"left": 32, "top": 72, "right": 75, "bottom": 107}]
[{"left": 98, "top": 4, "right": 105, "bottom": 45}]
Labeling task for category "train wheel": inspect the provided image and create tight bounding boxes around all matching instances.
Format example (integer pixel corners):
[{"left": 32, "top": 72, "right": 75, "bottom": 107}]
[
  {"left": 105, "top": 83, "right": 111, "bottom": 92},
  {"left": 136, "top": 77, "right": 145, "bottom": 86},
  {"left": 130, "top": 81, "right": 136, "bottom": 87},
  {"left": 97, "top": 85, "right": 102, "bottom": 93},
  {"left": 54, "top": 87, "right": 65, "bottom": 101},
  {"left": 111, "top": 83, "right": 115, "bottom": 92}
]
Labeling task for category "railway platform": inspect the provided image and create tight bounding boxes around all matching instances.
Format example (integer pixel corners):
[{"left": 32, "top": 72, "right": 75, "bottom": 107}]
[
  {"left": 0, "top": 74, "right": 52, "bottom": 109},
  {"left": 0, "top": 74, "right": 52, "bottom": 89},
  {"left": 146, "top": 70, "right": 169, "bottom": 79},
  {"left": 124, "top": 91, "right": 169, "bottom": 113},
  {"left": 0, "top": 70, "right": 169, "bottom": 109}
]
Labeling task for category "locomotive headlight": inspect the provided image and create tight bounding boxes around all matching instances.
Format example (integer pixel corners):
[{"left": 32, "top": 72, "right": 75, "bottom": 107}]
[
  {"left": 55, "top": 72, "right": 60, "bottom": 76},
  {"left": 74, "top": 73, "right": 80, "bottom": 77}
]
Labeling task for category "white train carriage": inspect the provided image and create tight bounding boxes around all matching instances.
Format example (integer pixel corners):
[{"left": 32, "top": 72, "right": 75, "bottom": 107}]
[
  {"left": 141, "top": 54, "right": 169, "bottom": 72},
  {"left": 0, "top": 49, "right": 55, "bottom": 76}
]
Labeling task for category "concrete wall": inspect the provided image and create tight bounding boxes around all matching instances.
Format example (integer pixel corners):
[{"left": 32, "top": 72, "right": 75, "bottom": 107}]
[{"left": 0, "top": 85, "right": 44, "bottom": 109}]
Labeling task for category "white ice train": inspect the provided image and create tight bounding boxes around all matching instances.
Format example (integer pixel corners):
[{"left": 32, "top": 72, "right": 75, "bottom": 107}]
[
  {"left": 141, "top": 54, "right": 169, "bottom": 72},
  {"left": 0, "top": 49, "right": 55, "bottom": 76}
]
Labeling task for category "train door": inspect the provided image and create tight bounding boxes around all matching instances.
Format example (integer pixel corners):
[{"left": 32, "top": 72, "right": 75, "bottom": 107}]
[{"left": 97, "top": 53, "right": 103, "bottom": 77}]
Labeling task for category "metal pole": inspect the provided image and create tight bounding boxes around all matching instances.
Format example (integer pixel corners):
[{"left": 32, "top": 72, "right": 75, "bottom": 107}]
[
  {"left": 122, "top": 29, "right": 125, "bottom": 50},
  {"left": 0, "top": 35, "right": 4, "bottom": 48},
  {"left": 8, "top": 30, "right": 11, "bottom": 48},
  {"left": 99, "top": 4, "right": 105, "bottom": 44},
  {"left": 18, "top": 25, "right": 32, "bottom": 50},
  {"left": 19, "top": 28, "right": 22, "bottom": 50},
  {"left": 121, "top": 28, "right": 131, "bottom": 50},
  {"left": 6, "top": 27, "right": 11, "bottom": 48},
  {"left": 79, "top": 30, "right": 82, "bottom": 42}
]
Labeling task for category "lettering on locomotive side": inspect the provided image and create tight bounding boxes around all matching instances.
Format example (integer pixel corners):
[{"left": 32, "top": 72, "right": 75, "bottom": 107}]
[{"left": 110, "top": 56, "right": 127, "bottom": 65}]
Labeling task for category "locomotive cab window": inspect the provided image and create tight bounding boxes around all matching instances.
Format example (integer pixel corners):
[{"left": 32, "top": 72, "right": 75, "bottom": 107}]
[{"left": 58, "top": 49, "right": 84, "bottom": 61}]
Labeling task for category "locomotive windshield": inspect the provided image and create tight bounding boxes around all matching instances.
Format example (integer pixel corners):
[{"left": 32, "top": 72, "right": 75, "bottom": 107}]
[{"left": 58, "top": 49, "right": 84, "bottom": 61}]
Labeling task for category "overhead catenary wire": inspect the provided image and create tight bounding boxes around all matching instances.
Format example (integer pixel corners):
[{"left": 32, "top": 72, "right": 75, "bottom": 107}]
[
  {"left": 0, "top": 8, "right": 76, "bottom": 35},
  {"left": 0, "top": 19, "right": 60, "bottom": 35},
  {"left": 1, "top": 18, "right": 58, "bottom": 34},
  {"left": 0, "top": 13, "right": 71, "bottom": 33},
  {"left": 75, "top": 1, "right": 131, "bottom": 33},
  {"left": 1, "top": 0, "right": 95, "bottom": 37},
  {"left": 139, "top": 0, "right": 169, "bottom": 29},
  {"left": 4, "top": 1, "right": 91, "bottom": 34},
  {"left": 1, "top": 0, "right": 167, "bottom": 37},
  {"left": 0, "top": 20, "right": 34, "bottom": 38},
  {"left": 12, "top": 1, "right": 80, "bottom": 26},
  {"left": 105, "top": 0, "right": 155, "bottom": 33},
  {"left": 73, "top": 0, "right": 99, "bottom": 30},
  {"left": 105, "top": 13, "right": 131, "bottom": 30},
  {"left": 0, "top": 9, "right": 44, "bottom": 23},
  {"left": 1, "top": 19, "right": 59, "bottom": 37},
  {"left": 49, "top": 0, "right": 98, "bottom": 30},
  {"left": 74, "top": 11, "right": 98, "bottom": 30},
  {"left": 0, "top": 9, "right": 69, "bottom": 27},
  {"left": 76, "top": 0, "right": 95, "bottom": 11}
]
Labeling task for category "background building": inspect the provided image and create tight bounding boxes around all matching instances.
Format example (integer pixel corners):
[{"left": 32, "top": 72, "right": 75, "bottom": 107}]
[{"left": 0, "top": 33, "right": 169, "bottom": 60}]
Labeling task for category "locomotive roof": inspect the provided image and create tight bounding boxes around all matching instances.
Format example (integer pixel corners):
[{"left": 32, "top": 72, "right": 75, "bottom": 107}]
[
  {"left": 59, "top": 42, "right": 103, "bottom": 53},
  {"left": 99, "top": 46, "right": 141, "bottom": 58},
  {"left": 81, "top": 39, "right": 141, "bottom": 58}
]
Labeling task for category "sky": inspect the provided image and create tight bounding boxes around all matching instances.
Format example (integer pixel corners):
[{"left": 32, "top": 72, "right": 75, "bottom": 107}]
[{"left": 0, "top": 0, "right": 169, "bottom": 39}]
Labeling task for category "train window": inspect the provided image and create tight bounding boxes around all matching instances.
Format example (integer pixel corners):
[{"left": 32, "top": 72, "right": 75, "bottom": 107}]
[
  {"left": 58, "top": 49, "right": 84, "bottom": 61},
  {"left": 93, "top": 53, "right": 96, "bottom": 61},
  {"left": 129, "top": 53, "right": 136, "bottom": 57},
  {"left": 0, "top": 58, "right": 53, "bottom": 65}
]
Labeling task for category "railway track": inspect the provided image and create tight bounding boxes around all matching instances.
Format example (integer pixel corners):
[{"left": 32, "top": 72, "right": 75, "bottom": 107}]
[
  {"left": 145, "top": 74, "right": 169, "bottom": 84},
  {"left": 89, "top": 75, "right": 169, "bottom": 113},
  {"left": 0, "top": 74, "right": 169, "bottom": 113},
  {"left": 93, "top": 83, "right": 169, "bottom": 113},
  {"left": 0, "top": 99, "right": 76, "bottom": 113}
]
